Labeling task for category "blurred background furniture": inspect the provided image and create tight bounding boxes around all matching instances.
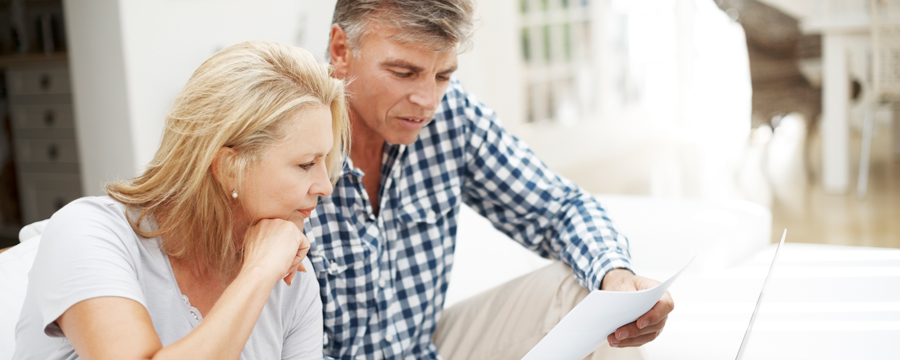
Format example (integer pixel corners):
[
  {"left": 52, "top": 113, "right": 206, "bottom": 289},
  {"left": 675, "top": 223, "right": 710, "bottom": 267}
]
[
  {"left": 859, "top": 0, "right": 900, "bottom": 198},
  {"left": 4, "top": 60, "right": 82, "bottom": 224},
  {"left": 793, "top": 0, "right": 900, "bottom": 195},
  {"left": 715, "top": 0, "right": 822, "bottom": 131},
  {"left": 0, "top": 0, "right": 75, "bottom": 248}
]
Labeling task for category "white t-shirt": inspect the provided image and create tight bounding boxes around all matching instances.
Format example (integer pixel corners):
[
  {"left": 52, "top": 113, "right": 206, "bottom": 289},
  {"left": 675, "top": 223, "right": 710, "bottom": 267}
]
[{"left": 12, "top": 196, "right": 323, "bottom": 359}]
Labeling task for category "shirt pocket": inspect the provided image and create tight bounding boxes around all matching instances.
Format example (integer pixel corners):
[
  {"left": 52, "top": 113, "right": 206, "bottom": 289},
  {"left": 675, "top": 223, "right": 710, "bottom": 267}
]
[
  {"left": 397, "top": 180, "right": 462, "bottom": 225},
  {"left": 309, "top": 238, "right": 371, "bottom": 279},
  {"left": 307, "top": 213, "right": 373, "bottom": 280}
]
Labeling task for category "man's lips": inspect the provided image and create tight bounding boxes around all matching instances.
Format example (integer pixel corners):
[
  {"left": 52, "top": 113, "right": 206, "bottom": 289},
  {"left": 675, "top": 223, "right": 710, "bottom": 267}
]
[
  {"left": 398, "top": 116, "right": 427, "bottom": 123},
  {"left": 397, "top": 116, "right": 431, "bottom": 129},
  {"left": 298, "top": 207, "right": 316, "bottom": 217}
]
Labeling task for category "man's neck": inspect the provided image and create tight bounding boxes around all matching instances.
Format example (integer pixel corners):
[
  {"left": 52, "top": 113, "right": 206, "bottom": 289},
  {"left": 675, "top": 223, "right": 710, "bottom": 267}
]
[
  {"left": 348, "top": 113, "right": 385, "bottom": 216},
  {"left": 348, "top": 115, "right": 384, "bottom": 171}
]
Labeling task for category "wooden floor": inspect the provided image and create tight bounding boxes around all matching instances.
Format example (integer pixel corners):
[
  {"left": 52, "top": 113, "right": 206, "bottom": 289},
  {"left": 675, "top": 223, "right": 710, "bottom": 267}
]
[
  {"left": 556, "top": 118, "right": 900, "bottom": 250},
  {"left": 772, "top": 127, "right": 900, "bottom": 249}
]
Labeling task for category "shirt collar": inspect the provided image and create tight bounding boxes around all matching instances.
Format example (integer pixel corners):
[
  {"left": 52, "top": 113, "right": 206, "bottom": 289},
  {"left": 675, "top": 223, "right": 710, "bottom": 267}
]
[{"left": 341, "top": 156, "right": 365, "bottom": 179}]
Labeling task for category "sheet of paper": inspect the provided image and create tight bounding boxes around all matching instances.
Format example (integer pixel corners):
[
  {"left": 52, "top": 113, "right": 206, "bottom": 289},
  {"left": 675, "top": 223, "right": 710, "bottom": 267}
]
[{"left": 522, "top": 257, "right": 695, "bottom": 360}]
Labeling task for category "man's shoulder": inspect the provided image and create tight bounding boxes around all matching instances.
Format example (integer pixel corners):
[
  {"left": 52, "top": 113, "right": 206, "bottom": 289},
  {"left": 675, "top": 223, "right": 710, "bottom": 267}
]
[{"left": 435, "top": 77, "right": 500, "bottom": 132}]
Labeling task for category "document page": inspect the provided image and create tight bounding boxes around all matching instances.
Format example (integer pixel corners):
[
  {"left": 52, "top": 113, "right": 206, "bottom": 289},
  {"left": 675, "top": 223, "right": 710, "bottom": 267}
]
[{"left": 522, "top": 258, "right": 694, "bottom": 360}]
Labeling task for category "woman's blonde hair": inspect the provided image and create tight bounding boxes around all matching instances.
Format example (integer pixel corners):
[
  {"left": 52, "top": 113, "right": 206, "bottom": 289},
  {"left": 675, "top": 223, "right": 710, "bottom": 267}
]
[{"left": 107, "top": 41, "right": 350, "bottom": 278}]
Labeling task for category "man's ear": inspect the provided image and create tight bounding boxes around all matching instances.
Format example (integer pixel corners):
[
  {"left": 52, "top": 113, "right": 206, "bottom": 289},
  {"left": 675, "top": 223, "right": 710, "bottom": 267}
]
[
  {"left": 330, "top": 24, "right": 351, "bottom": 79},
  {"left": 211, "top": 147, "right": 238, "bottom": 192}
]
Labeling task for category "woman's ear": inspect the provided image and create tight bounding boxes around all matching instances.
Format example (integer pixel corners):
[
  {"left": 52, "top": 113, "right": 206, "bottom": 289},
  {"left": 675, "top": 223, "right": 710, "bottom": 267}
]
[{"left": 211, "top": 147, "right": 238, "bottom": 192}]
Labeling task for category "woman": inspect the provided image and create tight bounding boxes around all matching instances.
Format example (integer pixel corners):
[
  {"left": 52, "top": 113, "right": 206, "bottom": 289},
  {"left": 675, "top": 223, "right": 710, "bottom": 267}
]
[{"left": 13, "top": 41, "right": 349, "bottom": 359}]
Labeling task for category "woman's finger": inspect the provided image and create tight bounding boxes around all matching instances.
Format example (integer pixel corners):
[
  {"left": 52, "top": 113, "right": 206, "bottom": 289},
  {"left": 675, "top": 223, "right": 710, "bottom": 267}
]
[
  {"left": 283, "top": 252, "right": 307, "bottom": 285},
  {"left": 297, "top": 257, "right": 307, "bottom": 273},
  {"left": 284, "top": 271, "right": 296, "bottom": 286}
]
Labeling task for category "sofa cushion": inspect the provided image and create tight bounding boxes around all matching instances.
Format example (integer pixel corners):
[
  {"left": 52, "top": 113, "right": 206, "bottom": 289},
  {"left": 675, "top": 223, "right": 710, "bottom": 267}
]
[{"left": 0, "top": 237, "right": 41, "bottom": 360}]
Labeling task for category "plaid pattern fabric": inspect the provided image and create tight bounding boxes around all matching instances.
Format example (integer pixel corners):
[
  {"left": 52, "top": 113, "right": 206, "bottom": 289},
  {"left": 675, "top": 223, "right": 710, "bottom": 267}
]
[{"left": 306, "top": 79, "right": 633, "bottom": 360}]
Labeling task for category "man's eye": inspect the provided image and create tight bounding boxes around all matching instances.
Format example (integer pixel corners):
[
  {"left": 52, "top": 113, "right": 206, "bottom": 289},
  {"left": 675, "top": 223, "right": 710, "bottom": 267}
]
[
  {"left": 437, "top": 75, "right": 450, "bottom": 82},
  {"left": 299, "top": 162, "right": 315, "bottom": 170},
  {"left": 392, "top": 71, "right": 412, "bottom": 78}
]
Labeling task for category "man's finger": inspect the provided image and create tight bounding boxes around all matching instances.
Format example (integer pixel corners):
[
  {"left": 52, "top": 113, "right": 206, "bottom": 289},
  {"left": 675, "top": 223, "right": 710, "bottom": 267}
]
[
  {"left": 635, "top": 317, "right": 666, "bottom": 336},
  {"left": 610, "top": 330, "right": 662, "bottom": 348},
  {"left": 636, "top": 293, "right": 674, "bottom": 329},
  {"left": 611, "top": 315, "right": 665, "bottom": 343}
]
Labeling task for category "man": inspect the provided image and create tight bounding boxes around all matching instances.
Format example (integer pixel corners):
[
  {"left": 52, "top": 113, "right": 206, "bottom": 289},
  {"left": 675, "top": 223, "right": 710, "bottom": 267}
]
[{"left": 305, "top": 1, "right": 674, "bottom": 359}]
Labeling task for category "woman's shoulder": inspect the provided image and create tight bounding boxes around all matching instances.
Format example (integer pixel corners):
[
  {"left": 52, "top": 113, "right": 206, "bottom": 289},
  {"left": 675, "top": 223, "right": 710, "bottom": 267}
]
[
  {"left": 39, "top": 196, "right": 143, "bottom": 254},
  {"left": 50, "top": 196, "right": 128, "bottom": 224}
]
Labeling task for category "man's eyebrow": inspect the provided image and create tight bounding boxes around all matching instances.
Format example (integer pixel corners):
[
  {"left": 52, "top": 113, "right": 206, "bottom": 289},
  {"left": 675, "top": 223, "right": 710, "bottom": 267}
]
[
  {"left": 381, "top": 59, "right": 424, "bottom": 73},
  {"left": 380, "top": 59, "right": 457, "bottom": 75},
  {"left": 439, "top": 64, "right": 458, "bottom": 75}
]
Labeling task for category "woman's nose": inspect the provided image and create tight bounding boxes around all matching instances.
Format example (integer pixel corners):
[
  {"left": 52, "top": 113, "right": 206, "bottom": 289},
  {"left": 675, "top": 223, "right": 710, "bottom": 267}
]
[{"left": 311, "top": 162, "right": 333, "bottom": 197}]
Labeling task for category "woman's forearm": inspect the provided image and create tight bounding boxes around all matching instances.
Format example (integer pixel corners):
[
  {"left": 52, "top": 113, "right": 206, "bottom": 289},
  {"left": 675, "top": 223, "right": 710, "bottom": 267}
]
[{"left": 152, "top": 266, "right": 278, "bottom": 359}]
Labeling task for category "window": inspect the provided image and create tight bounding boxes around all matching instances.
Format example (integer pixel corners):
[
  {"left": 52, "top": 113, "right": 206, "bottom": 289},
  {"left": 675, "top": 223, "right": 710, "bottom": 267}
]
[{"left": 520, "top": 0, "right": 596, "bottom": 124}]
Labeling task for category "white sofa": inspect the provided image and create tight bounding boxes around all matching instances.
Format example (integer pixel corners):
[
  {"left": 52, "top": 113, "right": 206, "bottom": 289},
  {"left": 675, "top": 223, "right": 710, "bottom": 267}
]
[
  {"left": 446, "top": 195, "right": 772, "bottom": 307},
  {"left": 0, "top": 196, "right": 770, "bottom": 360},
  {"left": 0, "top": 220, "right": 47, "bottom": 360}
]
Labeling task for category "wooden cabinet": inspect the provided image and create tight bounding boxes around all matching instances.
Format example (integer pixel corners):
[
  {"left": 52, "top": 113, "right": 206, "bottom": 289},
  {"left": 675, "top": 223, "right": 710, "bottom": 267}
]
[{"left": 5, "top": 61, "right": 81, "bottom": 224}]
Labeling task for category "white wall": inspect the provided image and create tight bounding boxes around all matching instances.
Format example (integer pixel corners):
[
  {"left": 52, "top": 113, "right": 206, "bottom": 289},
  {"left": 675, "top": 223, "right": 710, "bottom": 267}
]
[
  {"left": 454, "top": 0, "right": 524, "bottom": 129},
  {"left": 117, "top": 0, "right": 307, "bottom": 176},
  {"left": 64, "top": 0, "right": 135, "bottom": 196},
  {"left": 65, "top": 0, "right": 328, "bottom": 195}
]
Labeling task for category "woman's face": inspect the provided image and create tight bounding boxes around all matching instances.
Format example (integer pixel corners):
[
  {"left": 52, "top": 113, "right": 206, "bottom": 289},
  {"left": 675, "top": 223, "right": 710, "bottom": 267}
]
[{"left": 237, "top": 105, "right": 335, "bottom": 231}]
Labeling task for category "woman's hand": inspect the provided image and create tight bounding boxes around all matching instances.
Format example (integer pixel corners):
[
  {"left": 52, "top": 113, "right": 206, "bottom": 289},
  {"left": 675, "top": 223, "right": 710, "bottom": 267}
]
[{"left": 240, "top": 219, "right": 310, "bottom": 285}]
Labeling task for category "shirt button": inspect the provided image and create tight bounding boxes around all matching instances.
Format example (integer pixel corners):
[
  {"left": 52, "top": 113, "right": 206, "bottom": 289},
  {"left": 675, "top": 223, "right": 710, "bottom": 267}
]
[
  {"left": 385, "top": 332, "right": 394, "bottom": 342},
  {"left": 379, "top": 278, "right": 387, "bottom": 288}
]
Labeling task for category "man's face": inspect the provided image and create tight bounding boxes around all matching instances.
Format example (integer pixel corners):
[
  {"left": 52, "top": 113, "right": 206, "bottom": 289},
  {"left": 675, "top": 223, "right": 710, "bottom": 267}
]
[{"left": 331, "top": 23, "right": 458, "bottom": 145}]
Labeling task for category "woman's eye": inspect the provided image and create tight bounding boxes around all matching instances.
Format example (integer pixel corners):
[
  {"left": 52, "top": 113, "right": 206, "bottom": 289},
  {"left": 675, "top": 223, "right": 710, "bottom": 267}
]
[{"left": 299, "top": 162, "right": 315, "bottom": 170}]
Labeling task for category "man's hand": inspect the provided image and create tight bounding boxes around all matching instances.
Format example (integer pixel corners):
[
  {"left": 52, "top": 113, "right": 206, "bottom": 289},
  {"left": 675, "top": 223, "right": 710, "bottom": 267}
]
[{"left": 600, "top": 269, "right": 674, "bottom": 348}]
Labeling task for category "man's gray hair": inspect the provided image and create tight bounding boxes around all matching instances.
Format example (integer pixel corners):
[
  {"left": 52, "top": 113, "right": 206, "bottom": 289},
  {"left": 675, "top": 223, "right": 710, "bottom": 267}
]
[{"left": 331, "top": 0, "right": 475, "bottom": 57}]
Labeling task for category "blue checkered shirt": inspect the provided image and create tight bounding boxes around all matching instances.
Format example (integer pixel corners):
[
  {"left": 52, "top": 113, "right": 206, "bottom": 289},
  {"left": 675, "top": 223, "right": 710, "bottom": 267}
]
[{"left": 305, "top": 79, "right": 633, "bottom": 360}]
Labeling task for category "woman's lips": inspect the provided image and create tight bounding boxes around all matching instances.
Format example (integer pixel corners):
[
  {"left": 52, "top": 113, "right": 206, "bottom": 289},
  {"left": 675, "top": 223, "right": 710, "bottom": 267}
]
[{"left": 298, "top": 207, "right": 316, "bottom": 217}]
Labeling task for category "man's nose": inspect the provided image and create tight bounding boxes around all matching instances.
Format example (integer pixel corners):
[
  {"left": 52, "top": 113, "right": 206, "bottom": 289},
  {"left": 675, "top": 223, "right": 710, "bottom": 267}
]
[{"left": 409, "top": 78, "right": 439, "bottom": 111}]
